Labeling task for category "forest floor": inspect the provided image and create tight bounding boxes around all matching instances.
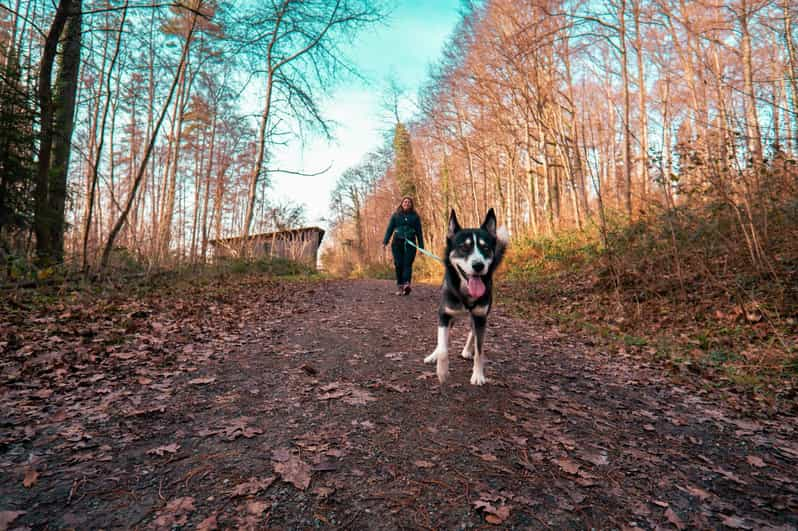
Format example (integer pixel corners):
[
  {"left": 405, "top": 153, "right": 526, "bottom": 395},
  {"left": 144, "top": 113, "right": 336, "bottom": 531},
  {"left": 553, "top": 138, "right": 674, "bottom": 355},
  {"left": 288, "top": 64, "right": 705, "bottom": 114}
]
[{"left": 1, "top": 275, "right": 797, "bottom": 530}]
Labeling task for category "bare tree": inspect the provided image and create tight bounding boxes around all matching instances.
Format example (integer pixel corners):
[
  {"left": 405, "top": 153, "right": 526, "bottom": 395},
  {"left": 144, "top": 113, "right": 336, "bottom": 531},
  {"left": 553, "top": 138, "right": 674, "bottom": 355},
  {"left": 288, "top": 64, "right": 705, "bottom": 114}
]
[{"left": 232, "top": 0, "right": 383, "bottom": 244}]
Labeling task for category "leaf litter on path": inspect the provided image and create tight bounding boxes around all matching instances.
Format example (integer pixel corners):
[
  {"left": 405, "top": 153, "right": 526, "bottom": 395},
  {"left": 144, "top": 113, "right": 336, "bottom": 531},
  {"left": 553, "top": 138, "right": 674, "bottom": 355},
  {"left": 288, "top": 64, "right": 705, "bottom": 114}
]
[{"left": 2, "top": 278, "right": 797, "bottom": 530}]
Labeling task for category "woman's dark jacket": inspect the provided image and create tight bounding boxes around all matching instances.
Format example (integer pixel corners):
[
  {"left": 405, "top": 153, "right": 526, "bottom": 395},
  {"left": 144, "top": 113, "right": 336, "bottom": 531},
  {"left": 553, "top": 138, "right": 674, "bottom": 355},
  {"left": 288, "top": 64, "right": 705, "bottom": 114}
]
[{"left": 383, "top": 210, "right": 424, "bottom": 249}]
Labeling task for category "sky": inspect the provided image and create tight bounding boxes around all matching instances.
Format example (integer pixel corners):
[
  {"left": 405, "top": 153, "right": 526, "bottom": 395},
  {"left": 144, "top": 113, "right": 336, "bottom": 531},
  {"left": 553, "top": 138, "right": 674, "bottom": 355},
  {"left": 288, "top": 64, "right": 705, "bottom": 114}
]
[{"left": 266, "top": 0, "right": 463, "bottom": 229}]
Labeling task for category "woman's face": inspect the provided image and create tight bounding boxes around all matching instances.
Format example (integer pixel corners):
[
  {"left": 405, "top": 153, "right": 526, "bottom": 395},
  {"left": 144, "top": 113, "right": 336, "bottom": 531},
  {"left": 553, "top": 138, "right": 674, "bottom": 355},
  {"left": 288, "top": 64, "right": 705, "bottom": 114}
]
[{"left": 401, "top": 198, "right": 412, "bottom": 211}]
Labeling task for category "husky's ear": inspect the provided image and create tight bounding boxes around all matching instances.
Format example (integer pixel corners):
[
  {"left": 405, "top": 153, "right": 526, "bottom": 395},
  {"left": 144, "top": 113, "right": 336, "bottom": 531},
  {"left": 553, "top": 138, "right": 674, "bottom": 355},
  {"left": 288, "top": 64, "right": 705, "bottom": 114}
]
[
  {"left": 481, "top": 208, "right": 497, "bottom": 237},
  {"left": 447, "top": 209, "right": 461, "bottom": 239}
]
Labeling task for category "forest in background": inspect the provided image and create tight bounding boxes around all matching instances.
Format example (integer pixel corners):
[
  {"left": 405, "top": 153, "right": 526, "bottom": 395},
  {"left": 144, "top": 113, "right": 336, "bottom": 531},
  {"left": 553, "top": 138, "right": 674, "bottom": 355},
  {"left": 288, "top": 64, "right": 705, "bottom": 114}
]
[
  {"left": 322, "top": 0, "right": 798, "bottom": 390},
  {"left": 0, "top": 0, "right": 383, "bottom": 274},
  {"left": 327, "top": 0, "right": 797, "bottom": 273}
]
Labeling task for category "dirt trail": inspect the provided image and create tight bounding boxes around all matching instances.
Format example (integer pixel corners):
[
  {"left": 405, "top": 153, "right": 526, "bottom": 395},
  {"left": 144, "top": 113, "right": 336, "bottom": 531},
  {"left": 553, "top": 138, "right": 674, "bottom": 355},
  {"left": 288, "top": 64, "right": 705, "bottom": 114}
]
[{"left": 2, "top": 278, "right": 797, "bottom": 529}]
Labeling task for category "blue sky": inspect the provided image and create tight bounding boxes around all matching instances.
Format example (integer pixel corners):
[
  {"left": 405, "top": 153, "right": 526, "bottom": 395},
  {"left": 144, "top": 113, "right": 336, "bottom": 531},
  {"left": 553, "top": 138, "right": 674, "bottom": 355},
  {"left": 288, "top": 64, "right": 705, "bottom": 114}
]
[{"left": 268, "top": 0, "right": 463, "bottom": 227}]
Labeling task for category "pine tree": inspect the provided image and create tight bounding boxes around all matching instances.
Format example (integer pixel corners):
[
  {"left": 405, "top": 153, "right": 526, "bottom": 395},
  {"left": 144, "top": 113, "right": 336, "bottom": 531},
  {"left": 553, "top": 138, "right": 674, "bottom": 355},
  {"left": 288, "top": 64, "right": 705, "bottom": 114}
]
[
  {"left": 0, "top": 45, "right": 36, "bottom": 236},
  {"left": 392, "top": 122, "right": 416, "bottom": 198}
]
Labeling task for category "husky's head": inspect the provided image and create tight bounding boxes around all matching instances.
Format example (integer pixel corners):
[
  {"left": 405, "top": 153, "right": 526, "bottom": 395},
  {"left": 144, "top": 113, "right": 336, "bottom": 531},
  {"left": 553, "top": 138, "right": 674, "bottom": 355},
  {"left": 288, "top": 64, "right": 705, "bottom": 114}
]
[{"left": 446, "top": 208, "right": 508, "bottom": 299}]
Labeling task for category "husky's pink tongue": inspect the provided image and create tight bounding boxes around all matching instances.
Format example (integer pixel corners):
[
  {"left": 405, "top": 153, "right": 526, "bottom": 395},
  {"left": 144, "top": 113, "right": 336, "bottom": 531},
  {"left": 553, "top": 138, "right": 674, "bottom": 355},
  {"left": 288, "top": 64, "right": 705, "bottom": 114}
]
[{"left": 467, "top": 276, "right": 486, "bottom": 298}]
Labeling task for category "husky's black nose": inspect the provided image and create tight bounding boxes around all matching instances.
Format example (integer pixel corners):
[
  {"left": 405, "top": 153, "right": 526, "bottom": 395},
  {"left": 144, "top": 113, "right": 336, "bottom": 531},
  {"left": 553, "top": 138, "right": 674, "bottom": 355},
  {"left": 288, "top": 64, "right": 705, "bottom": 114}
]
[{"left": 472, "top": 261, "right": 484, "bottom": 272}]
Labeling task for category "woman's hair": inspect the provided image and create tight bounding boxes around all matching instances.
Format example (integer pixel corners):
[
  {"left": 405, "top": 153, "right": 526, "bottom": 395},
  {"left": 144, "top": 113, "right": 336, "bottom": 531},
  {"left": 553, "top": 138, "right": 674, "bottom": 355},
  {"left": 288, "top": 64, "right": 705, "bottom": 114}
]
[{"left": 395, "top": 196, "right": 415, "bottom": 213}]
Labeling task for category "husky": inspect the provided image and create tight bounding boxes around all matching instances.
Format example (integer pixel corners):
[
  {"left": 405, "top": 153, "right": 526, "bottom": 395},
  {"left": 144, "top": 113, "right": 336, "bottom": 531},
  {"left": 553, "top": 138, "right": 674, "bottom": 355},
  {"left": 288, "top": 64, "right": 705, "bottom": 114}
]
[{"left": 424, "top": 208, "right": 509, "bottom": 385}]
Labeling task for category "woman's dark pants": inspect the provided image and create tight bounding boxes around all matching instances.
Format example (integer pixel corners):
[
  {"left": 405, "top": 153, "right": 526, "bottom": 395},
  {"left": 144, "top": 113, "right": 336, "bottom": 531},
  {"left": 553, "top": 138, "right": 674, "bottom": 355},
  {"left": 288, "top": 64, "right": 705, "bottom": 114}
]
[{"left": 391, "top": 239, "right": 416, "bottom": 286}]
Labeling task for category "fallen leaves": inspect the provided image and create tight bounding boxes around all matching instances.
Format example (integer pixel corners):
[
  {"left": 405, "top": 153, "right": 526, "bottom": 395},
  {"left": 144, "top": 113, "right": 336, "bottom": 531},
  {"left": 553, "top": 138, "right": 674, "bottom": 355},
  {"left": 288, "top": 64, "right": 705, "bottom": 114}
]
[
  {"left": 664, "top": 507, "right": 685, "bottom": 530},
  {"left": 553, "top": 457, "right": 580, "bottom": 475},
  {"left": 2, "top": 279, "right": 797, "bottom": 530},
  {"left": 188, "top": 376, "right": 217, "bottom": 385},
  {"left": 578, "top": 449, "right": 609, "bottom": 466},
  {"left": 22, "top": 468, "right": 38, "bottom": 488},
  {"left": 0, "top": 511, "right": 25, "bottom": 531},
  {"left": 198, "top": 417, "right": 263, "bottom": 441},
  {"left": 196, "top": 513, "right": 219, "bottom": 531},
  {"left": 684, "top": 485, "right": 712, "bottom": 501},
  {"left": 147, "top": 443, "right": 180, "bottom": 457},
  {"left": 271, "top": 449, "right": 312, "bottom": 490},
  {"left": 316, "top": 382, "right": 376, "bottom": 405},
  {"left": 230, "top": 477, "right": 275, "bottom": 498},
  {"left": 152, "top": 496, "right": 195, "bottom": 529},
  {"left": 721, "top": 515, "right": 753, "bottom": 529},
  {"left": 473, "top": 498, "right": 511, "bottom": 525}
]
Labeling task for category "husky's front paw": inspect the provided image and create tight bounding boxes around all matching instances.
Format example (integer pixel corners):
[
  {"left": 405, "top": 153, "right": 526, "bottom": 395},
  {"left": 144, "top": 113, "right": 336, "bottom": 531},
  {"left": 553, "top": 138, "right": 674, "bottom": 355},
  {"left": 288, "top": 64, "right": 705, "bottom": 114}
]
[
  {"left": 424, "top": 350, "right": 440, "bottom": 364},
  {"left": 436, "top": 355, "right": 450, "bottom": 384},
  {"left": 460, "top": 345, "right": 473, "bottom": 359},
  {"left": 470, "top": 369, "right": 486, "bottom": 386}
]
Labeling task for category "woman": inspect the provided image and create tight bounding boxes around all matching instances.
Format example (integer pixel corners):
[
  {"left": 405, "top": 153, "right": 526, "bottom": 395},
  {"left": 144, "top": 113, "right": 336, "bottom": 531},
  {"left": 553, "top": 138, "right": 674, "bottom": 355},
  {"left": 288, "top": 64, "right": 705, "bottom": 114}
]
[{"left": 382, "top": 196, "right": 424, "bottom": 296}]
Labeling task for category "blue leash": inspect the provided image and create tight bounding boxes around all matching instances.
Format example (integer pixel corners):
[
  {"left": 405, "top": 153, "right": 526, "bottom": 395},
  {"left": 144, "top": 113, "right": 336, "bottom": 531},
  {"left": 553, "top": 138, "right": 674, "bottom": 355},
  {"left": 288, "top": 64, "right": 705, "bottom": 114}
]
[{"left": 404, "top": 238, "right": 443, "bottom": 263}]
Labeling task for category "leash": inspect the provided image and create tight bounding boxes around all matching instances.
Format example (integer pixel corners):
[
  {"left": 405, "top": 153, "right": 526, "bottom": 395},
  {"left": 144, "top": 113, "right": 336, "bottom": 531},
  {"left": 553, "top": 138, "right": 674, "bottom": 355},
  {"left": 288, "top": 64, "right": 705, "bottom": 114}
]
[{"left": 404, "top": 238, "right": 444, "bottom": 263}]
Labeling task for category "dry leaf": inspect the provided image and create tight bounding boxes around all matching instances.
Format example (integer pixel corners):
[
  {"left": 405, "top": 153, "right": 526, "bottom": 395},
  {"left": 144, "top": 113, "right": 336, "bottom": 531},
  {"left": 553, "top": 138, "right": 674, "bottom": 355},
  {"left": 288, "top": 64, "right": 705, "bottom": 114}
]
[
  {"left": 664, "top": 507, "right": 685, "bottom": 530},
  {"left": 0, "top": 510, "right": 25, "bottom": 531},
  {"left": 313, "top": 486, "right": 335, "bottom": 498},
  {"left": 745, "top": 455, "right": 766, "bottom": 468},
  {"left": 342, "top": 388, "right": 376, "bottom": 405},
  {"left": 685, "top": 485, "right": 711, "bottom": 501},
  {"left": 273, "top": 454, "right": 312, "bottom": 490},
  {"left": 23, "top": 468, "right": 38, "bottom": 488},
  {"left": 246, "top": 500, "right": 270, "bottom": 516},
  {"left": 271, "top": 448, "right": 292, "bottom": 462},
  {"left": 480, "top": 453, "right": 498, "bottom": 462},
  {"left": 153, "top": 496, "right": 195, "bottom": 528},
  {"left": 230, "top": 476, "right": 275, "bottom": 497},
  {"left": 473, "top": 500, "right": 511, "bottom": 525},
  {"left": 553, "top": 458, "right": 580, "bottom": 475},
  {"left": 579, "top": 451, "right": 609, "bottom": 466},
  {"left": 715, "top": 467, "right": 747, "bottom": 484},
  {"left": 721, "top": 515, "right": 753, "bottom": 529},
  {"left": 318, "top": 388, "right": 349, "bottom": 400},
  {"left": 147, "top": 443, "right": 180, "bottom": 456},
  {"left": 188, "top": 376, "right": 216, "bottom": 385},
  {"left": 414, "top": 460, "right": 434, "bottom": 468},
  {"left": 196, "top": 513, "right": 219, "bottom": 531}
]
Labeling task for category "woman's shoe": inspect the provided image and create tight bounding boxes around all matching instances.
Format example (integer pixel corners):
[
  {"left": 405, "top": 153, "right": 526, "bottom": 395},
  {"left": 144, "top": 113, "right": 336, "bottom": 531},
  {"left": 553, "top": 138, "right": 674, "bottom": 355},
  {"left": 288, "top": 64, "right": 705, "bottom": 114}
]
[
  {"left": 403, "top": 285, "right": 412, "bottom": 295},
  {"left": 395, "top": 286, "right": 406, "bottom": 295}
]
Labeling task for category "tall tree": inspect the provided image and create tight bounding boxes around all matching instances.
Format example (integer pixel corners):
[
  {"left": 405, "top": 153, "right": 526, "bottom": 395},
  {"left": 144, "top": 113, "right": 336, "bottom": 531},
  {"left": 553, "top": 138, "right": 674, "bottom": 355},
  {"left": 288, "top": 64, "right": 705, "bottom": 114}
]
[
  {"left": 34, "top": 0, "right": 81, "bottom": 265},
  {"left": 392, "top": 122, "right": 417, "bottom": 198}
]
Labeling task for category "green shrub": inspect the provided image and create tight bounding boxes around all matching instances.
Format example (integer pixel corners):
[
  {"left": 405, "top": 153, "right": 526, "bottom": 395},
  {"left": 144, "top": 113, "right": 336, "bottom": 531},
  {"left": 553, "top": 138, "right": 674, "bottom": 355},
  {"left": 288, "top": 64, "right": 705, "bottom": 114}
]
[{"left": 504, "top": 227, "right": 602, "bottom": 282}]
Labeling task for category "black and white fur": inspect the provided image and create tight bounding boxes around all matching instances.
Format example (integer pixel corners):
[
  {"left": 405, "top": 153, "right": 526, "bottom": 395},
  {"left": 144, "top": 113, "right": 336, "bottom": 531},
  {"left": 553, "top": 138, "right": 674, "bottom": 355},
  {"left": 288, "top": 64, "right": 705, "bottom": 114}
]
[{"left": 424, "top": 208, "right": 508, "bottom": 385}]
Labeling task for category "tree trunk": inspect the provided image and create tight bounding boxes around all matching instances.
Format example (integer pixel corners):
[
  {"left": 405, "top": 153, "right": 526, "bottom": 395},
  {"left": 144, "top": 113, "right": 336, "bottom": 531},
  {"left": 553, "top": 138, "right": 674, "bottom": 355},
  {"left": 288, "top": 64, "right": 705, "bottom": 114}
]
[
  {"left": 47, "top": 0, "right": 82, "bottom": 264},
  {"left": 738, "top": 0, "right": 763, "bottom": 167},
  {"left": 34, "top": 0, "right": 72, "bottom": 266},
  {"left": 782, "top": 0, "right": 798, "bottom": 154},
  {"left": 243, "top": 72, "right": 274, "bottom": 245},
  {"left": 618, "top": 0, "right": 633, "bottom": 217},
  {"left": 539, "top": 120, "right": 554, "bottom": 235},
  {"left": 525, "top": 120, "right": 539, "bottom": 235},
  {"left": 633, "top": 0, "right": 649, "bottom": 204},
  {"left": 157, "top": 60, "right": 189, "bottom": 264},
  {"left": 200, "top": 113, "right": 218, "bottom": 262},
  {"left": 661, "top": 78, "right": 674, "bottom": 207}
]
